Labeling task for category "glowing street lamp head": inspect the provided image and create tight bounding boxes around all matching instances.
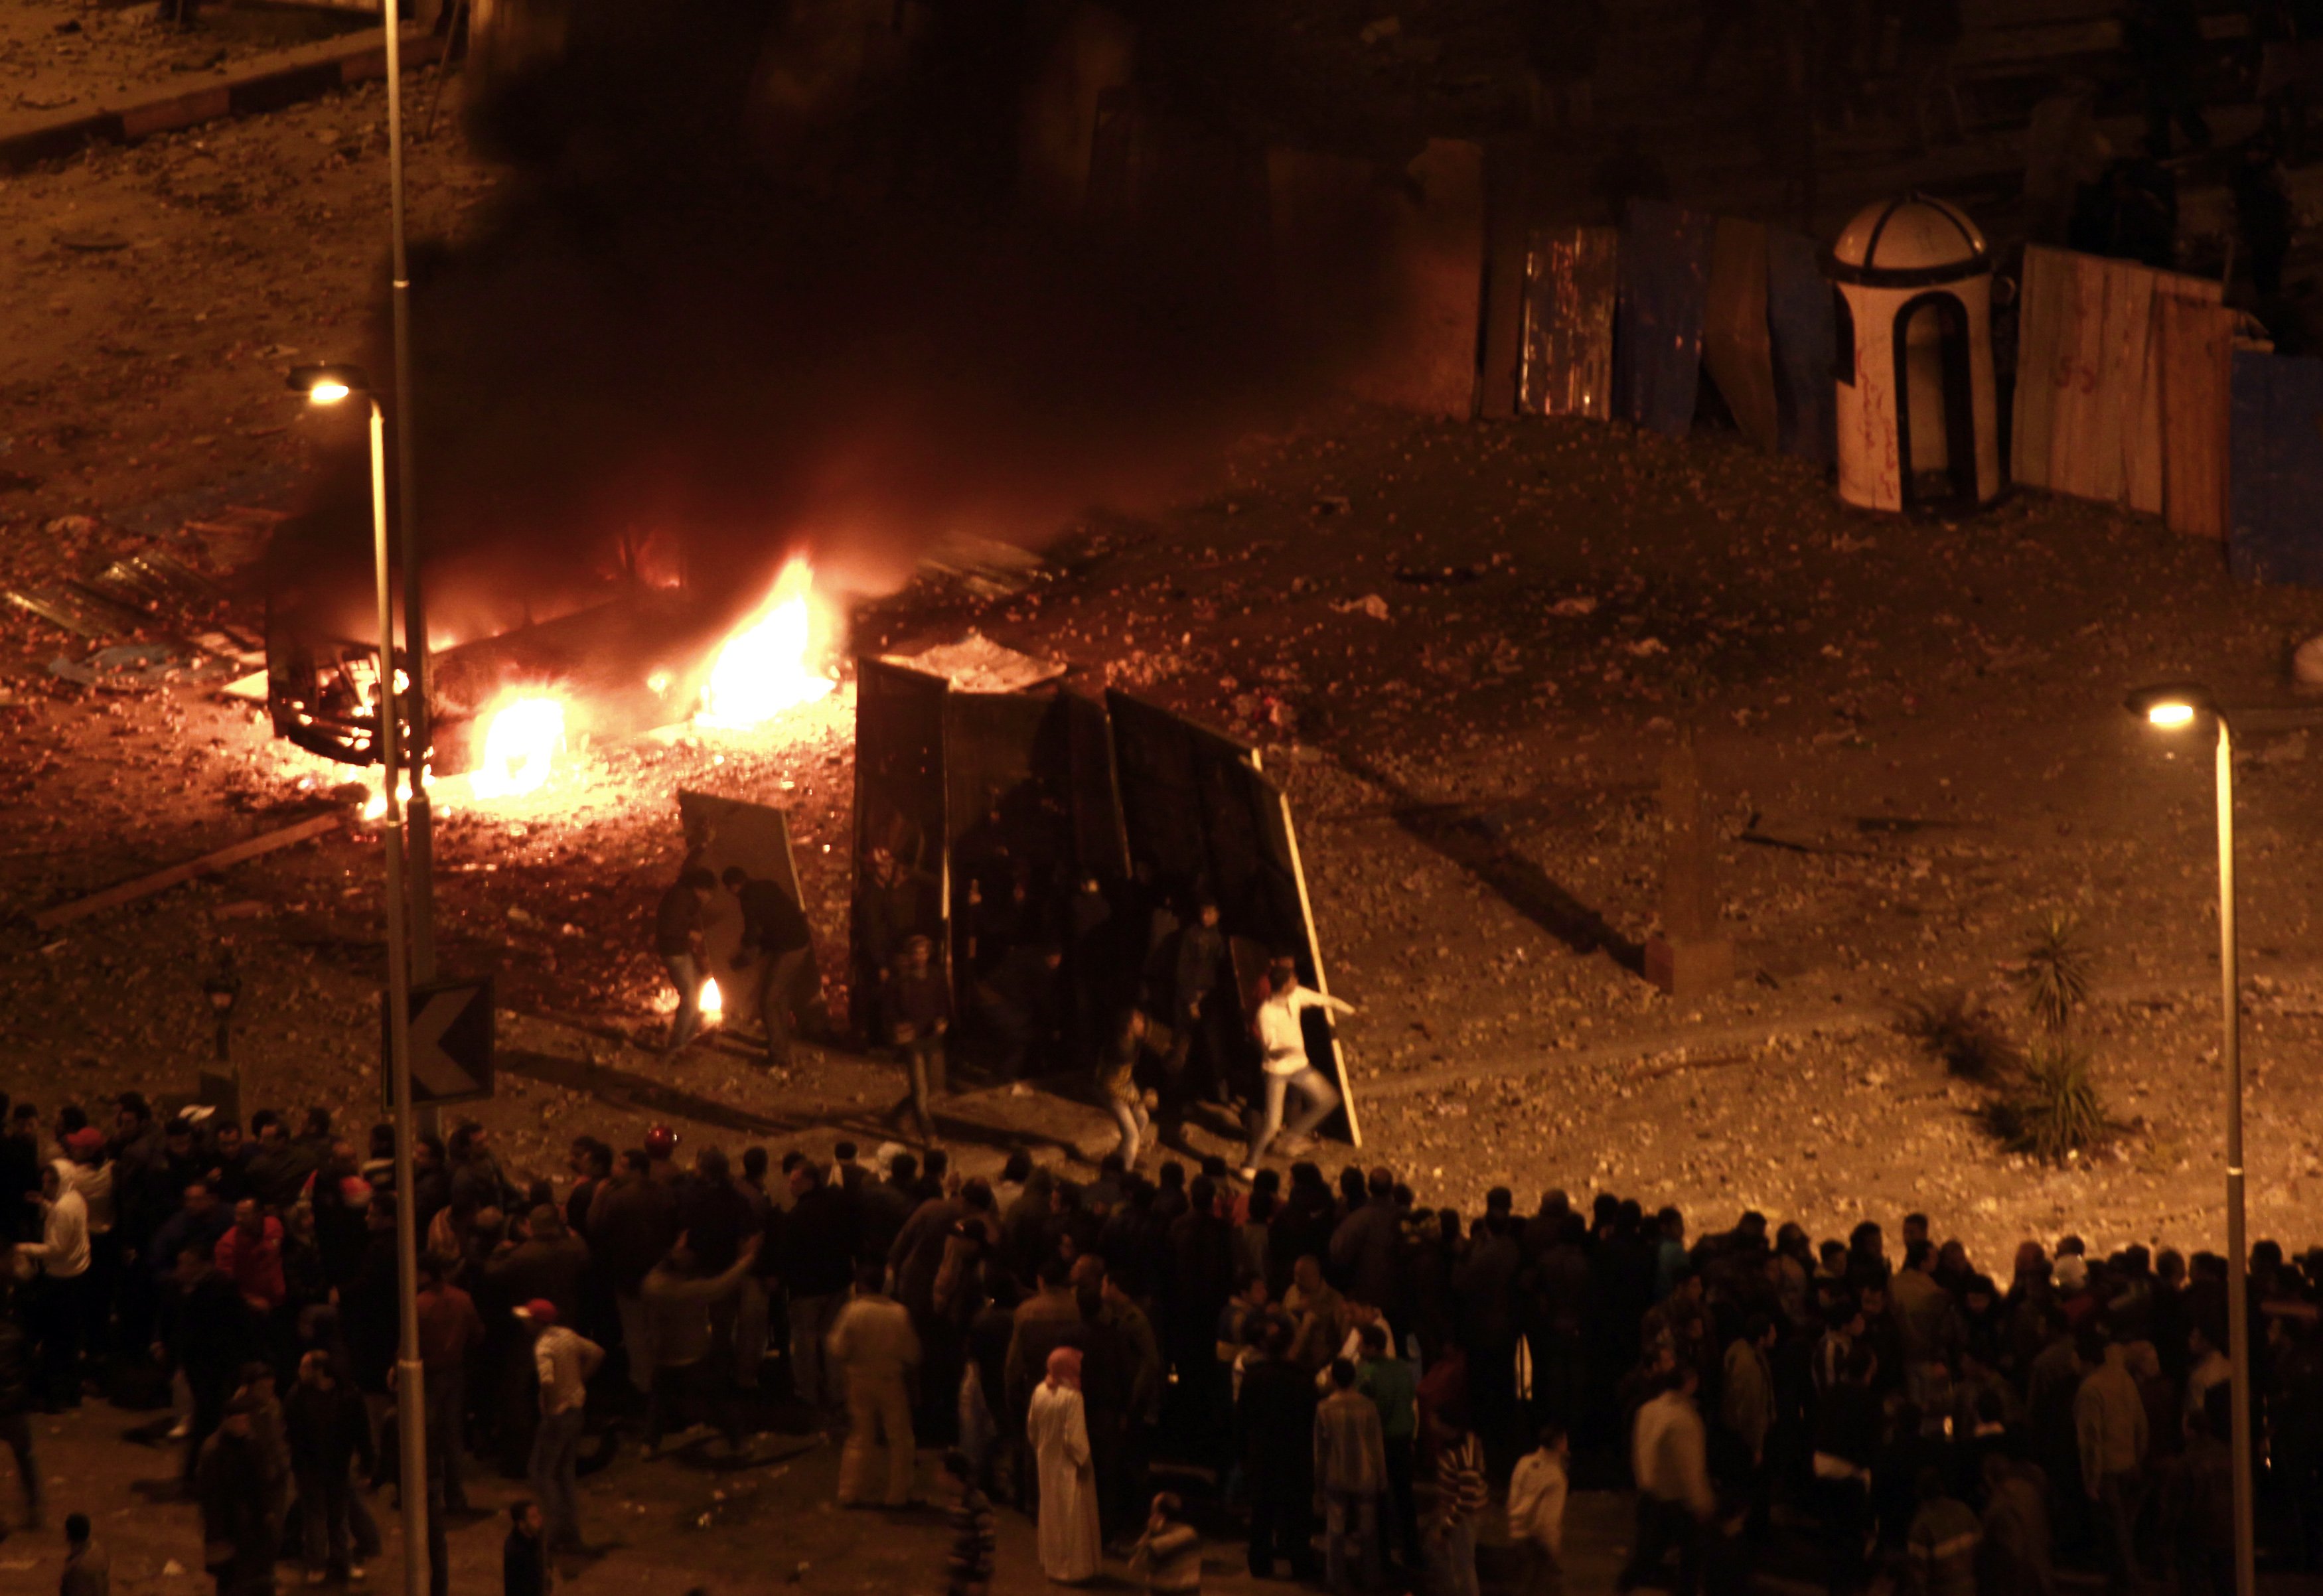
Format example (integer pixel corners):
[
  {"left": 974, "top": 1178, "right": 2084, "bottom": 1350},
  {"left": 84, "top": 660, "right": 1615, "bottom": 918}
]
[
  {"left": 2123, "top": 682, "right": 2216, "bottom": 730},
  {"left": 285, "top": 363, "right": 373, "bottom": 407}
]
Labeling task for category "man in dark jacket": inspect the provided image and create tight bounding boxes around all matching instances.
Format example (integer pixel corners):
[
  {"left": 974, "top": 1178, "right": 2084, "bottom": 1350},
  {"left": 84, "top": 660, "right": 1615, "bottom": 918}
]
[
  {"left": 148, "top": 1185, "right": 232, "bottom": 1297},
  {"left": 586, "top": 1151, "right": 679, "bottom": 1398},
  {"left": 725, "top": 867, "right": 820, "bottom": 1069},
  {"left": 779, "top": 1159, "right": 859, "bottom": 1414},
  {"left": 162, "top": 1244, "right": 252, "bottom": 1488},
  {"left": 199, "top": 1396, "right": 279, "bottom": 1595},
  {"left": 485, "top": 1206, "right": 591, "bottom": 1329},
  {"left": 504, "top": 1499, "right": 552, "bottom": 1596},
  {"left": 285, "top": 1348, "right": 376, "bottom": 1583},
  {"left": 1329, "top": 1169, "right": 1403, "bottom": 1321},
  {"left": 1238, "top": 1319, "right": 1320, "bottom": 1579}
]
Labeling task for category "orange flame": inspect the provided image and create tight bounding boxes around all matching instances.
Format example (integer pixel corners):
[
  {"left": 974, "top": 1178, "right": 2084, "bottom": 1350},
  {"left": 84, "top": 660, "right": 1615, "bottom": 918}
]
[
  {"left": 697, "top": 557, "right": 836, "bottom": 729},
  {"left": 700, "top": 977, "right": 724, "bottom": 1018},
  {"left": 469, "top": 696, "right": 567, "bottom": 800}
]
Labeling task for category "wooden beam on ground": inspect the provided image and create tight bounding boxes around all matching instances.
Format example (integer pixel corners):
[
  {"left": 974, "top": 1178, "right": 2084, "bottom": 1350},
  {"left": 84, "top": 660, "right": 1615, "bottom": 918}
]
[{"left": 31, "top": 812, "right": 344, "bottom": 930}]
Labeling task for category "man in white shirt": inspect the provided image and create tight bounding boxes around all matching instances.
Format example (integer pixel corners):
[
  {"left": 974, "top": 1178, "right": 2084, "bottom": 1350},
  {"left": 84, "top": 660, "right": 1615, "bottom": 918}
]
[
  {"left": 1240, "top": 958, "right": 1356, "bottom": 1179},
  {"left": 1620, "top": 1366, "right": 1714, "bottom": 1596},
  {"left": 520, "top": 1298, "right": 601, "bottom": 1554},
  {"left": 1509, "top": 1423, "right": 1570, "bottom": 1596},
  {"left": 22, "top": 1163, "right": 90, "bottom": 1411}
]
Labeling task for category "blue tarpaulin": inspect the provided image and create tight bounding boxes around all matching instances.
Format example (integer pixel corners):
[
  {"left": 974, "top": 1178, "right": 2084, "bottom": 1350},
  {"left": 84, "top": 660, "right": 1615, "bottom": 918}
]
[
  {"left": 2229, "top": 349, "right": 2323, "bottom": 585},
  {"left": 1614, "top": 200, "right": 1714, "bottom": 437},
  {"left": 1765, "top": 226, "right": 1836, "bottom": 468}
]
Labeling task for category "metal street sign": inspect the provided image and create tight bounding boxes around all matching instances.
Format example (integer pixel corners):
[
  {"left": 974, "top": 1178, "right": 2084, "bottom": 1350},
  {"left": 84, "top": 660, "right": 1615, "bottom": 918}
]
[{"left": 382, "top": 976, "right": 494, "bottom": 1108}]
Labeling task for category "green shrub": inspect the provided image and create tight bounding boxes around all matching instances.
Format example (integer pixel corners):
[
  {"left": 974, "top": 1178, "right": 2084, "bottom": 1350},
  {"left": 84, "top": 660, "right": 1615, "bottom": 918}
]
[
  {"left": 1986, "top": 1041, "right": 2112, "bottom": 1165},
  {"left": 2016, "top": 912, "right": 2093, "bottom": 1035},
  {"left": 1898, "top": 989, "right": 2020, "bottom": 1082}
]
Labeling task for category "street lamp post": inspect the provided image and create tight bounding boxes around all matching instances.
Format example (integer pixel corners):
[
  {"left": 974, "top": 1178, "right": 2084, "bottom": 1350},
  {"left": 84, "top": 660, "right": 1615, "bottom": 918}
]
[
  {"left": 289, "top": 363, "right": 431, "bottom": 1596},
  {"left": 2125, "top": 682, "right": 2257, "bottom": 1596},
  {"left": 380, "top": 0, "right": 436, "bottom": 989},
  {"left": 200, "top": 948, "right": 243, "bottom": 1124}
]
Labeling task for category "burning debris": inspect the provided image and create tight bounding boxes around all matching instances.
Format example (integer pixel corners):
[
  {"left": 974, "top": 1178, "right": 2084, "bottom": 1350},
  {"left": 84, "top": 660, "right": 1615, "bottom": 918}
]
[{"left": 267, "top": 553, "right": 846, "bottom": 816}]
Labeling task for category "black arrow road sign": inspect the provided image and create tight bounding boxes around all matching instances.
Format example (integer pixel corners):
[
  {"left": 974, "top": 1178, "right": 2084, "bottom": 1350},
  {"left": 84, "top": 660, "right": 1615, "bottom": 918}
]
[{"left": 382, "top": 976, "right": 494, "bottom": 1108}]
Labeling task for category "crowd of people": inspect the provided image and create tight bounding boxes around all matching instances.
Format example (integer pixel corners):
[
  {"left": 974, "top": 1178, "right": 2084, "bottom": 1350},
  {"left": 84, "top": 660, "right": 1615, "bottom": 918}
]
[{"left": 5, "top": 1081, "right": 2323, "bottom": 1596}]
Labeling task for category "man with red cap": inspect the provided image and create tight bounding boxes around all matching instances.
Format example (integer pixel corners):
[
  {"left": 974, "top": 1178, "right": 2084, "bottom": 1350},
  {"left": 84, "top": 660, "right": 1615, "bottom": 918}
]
[{"left": 518, "top": 1296, "right": 601, "bottom": 1554}]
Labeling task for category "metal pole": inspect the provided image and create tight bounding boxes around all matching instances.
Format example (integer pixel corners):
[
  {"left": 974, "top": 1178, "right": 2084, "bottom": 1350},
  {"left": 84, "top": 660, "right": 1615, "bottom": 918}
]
[
  {"left": 370, "top": 400, "right": 431, "bottom": 1596},
  {"left": 383, "top": 0, "right": 435, "bottom": 987},
  {"left": 2216, "top": 716, "right": 2257, "bottom": 1596}
]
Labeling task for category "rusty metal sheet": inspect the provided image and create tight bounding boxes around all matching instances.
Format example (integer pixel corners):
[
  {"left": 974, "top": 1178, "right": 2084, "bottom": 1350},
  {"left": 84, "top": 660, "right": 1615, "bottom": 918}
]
[
  {"left": 1614, "top": 200, "right": 1716, "bottom": 437},
  {"left": 1702, "top": 215, "right": 1779, "bottom": 452},
  {"left": 1519, "top": 225, "right": 1618, "bottom": 418}
]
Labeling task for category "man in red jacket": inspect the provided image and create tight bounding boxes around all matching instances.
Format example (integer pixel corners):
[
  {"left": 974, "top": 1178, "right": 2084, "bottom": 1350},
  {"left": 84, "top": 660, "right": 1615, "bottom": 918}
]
[{"left": 212, "top": 1200, "right": 283, "bottom": 1316}]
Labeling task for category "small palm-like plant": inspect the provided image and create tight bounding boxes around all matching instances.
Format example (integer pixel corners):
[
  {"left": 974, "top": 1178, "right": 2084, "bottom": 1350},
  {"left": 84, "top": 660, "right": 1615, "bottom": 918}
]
[
  {"left": 1987, "top": 1040, "right": 2111, "bottom": 1165},
  {"left": 1898, "top": 989, "right": 2020, "bottom": 1082},
  {"left": 2016, "top": 912, "right": 2093, "bottom": 1035}
]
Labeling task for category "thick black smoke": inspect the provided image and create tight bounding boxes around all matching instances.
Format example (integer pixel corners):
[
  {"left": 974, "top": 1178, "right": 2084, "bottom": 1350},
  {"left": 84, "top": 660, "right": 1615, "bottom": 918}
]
[{"left": 276, "top": 0, "right": 1410, "bottom": 649}]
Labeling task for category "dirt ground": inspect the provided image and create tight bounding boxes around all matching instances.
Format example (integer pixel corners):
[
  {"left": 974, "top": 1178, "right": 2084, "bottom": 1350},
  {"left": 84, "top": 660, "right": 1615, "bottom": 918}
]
[
  {"left": 10, "top": 11, "right": 2323, "bottom": 1595},
  {"left": 6, "top": 0, "right": 2323, "bottom": 1291}
]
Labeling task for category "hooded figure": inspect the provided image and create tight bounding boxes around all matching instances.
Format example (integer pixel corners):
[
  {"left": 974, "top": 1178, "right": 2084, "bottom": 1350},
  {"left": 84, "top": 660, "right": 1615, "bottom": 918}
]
[{"left": 1029, "top": 1346, "right": 1101, "bottom": 1583}]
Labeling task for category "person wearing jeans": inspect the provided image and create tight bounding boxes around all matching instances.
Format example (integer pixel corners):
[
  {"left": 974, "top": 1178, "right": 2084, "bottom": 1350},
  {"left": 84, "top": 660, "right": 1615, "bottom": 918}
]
[
  {"left": 1096, "top": 1009, "right": 1159, "bottom": 1167},
  {"left": 522, "top": 1298, "right": 601, "bottom": 1554},
  {"left": 1242, "top": 958, "right": 1356, "bottom": 1177}
]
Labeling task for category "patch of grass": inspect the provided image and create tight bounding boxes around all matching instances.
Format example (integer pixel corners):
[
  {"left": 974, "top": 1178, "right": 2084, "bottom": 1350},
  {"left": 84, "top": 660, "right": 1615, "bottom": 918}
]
[
  {"left": 1898, "top": 989, "right": 2020, "bottom": 1082},
  {"left": 1986, "top": 1041, "right": 2113, "bottom": 1165},
  {"left": 2016, "top": 912, "right": 2093, "bottom": 1035}
]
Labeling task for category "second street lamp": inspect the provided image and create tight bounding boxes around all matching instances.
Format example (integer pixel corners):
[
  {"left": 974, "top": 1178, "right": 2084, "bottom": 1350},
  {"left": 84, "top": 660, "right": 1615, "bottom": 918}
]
[
  {"left": 287, "top": 362, "right": 431, "bottom": 1596},
  {"left": 2124, "top": 680, "right": 2255, "bottom": 1596}
]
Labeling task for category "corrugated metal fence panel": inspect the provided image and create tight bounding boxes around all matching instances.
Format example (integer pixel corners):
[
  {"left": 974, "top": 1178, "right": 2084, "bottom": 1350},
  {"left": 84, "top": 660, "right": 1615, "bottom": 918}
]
[
  {"left": 1702, "top": 215, "right": 1780, "bottom": 453},
  {"left": 1766, "top": 225, "right": 1836, "bottom": 467},
  {"left": 1614, "top": 199, "right": 1716, "bottom": 438},
  {"left": 1519, "top": 226, "right": 1619, "bottom": 419},
  {"left": 2230, "top": 350, "right": 2323, "bottom": 584}
]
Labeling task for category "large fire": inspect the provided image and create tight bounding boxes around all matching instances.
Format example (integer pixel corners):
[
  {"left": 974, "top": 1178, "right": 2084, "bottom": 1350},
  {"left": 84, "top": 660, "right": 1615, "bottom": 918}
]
[
  {"left": 469, "top": 696, "right": 566, "bottom": 800},
  {"left": 346, "top": 559, "right": 835, "bottom": 821},
  {"left": 696, "top": 557, "right": 837, "bottom": 729}
]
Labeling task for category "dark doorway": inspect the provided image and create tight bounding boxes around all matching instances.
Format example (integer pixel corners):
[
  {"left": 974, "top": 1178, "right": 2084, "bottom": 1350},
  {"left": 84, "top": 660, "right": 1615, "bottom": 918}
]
[{"left": 1892, "top": 290, "right": 1979, "bottom": 508}]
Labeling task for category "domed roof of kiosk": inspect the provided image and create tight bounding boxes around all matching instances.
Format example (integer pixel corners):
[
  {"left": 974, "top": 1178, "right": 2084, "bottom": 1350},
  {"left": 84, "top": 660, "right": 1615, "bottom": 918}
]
[{"left": 1832, "top": 193, "right": 1987, "bottom": 278}]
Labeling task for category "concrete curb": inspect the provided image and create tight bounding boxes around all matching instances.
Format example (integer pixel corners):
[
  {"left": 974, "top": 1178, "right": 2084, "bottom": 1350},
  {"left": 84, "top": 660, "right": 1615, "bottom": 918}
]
[{"left": 0, "top": 26, "right": 443, "bottom": 175}]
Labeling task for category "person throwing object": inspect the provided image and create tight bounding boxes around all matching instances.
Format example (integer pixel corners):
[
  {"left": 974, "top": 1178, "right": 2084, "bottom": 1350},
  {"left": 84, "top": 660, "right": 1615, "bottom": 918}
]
[{"left": 1241, "top": 957, "right": 1355, "bottom": 1179}]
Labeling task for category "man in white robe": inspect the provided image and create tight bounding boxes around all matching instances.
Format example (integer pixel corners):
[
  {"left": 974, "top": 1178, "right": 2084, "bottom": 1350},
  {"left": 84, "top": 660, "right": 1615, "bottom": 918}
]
[{"left": 1029, "top": 1345, "right": 1102, "bottom": 1583}]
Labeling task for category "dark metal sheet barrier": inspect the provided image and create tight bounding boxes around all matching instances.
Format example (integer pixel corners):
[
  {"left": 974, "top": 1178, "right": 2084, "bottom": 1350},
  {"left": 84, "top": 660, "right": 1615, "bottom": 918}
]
[
  {"left": 1765, "top": 225, "right": 1837, "bottom": 468},
  {"left": 1519, "top": 226, "right": 1619, "bottom": 418},
  {"left": 2230, "top": 350, "right": 2323, "bottom": 585},
  {"left": 1106, "top": 691, "right": 1358, "bottom": 1143},
  {"left": 851, "top": 660, "right": 950, "bottom": 1029},
  {"left": 1614, "top": 199, "right": 1715, "bottom": 438},
  {"left": 1063, "top": 689, "right": 1131, "bottom": 881},
  {"left": 1702, "top": 216, "right": 1779, "bottom": 453},
  {"left": 849, "top": 666, "right": 1361, "bottom": 1145}
]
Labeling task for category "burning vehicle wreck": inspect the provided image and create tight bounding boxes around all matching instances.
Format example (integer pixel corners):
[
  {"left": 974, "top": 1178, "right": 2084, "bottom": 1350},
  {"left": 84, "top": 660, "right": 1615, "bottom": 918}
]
[{"left": 264, "top": 555, "right": 834, "bottom": 796}]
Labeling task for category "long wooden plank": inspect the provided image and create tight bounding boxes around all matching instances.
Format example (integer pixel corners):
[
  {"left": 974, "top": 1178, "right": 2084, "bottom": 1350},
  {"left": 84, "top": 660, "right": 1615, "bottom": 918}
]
[
  {"left": 32, "top": 813, "right": 342, "bottom": 930},
  {"left": 2101, "top": 260, "right": 2154, "bottom": 510},
  {"left": 1271, "top": 783, "right": 1361, "bottom": 1149},
  {"left": 2161, "top": 296, "right": 2237, "bottom": 539}
]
